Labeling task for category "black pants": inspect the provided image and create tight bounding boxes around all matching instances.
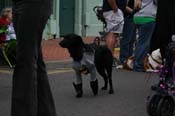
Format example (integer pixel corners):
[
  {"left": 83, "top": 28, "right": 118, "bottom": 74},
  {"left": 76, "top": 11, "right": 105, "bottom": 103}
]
[
  {"left": 156, "top": 0, "right": 175, "bottom": 58},
  {"left": 156, "top": 0, "right": 175, "bottom": 77},
  {"left": 11, "top": 1, "right": 57, "bottom": 116}
]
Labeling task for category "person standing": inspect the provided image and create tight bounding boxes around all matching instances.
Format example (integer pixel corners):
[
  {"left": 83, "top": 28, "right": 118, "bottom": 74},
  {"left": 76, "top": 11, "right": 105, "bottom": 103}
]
[
  {"left": 156, "top": 0, "right": 175, "bottom": 58},
  {"left": 11, "top": 0, "right": 57, "bottom": 116},
  {"left": 133, "top": 0, "right": 157, "bottom": 71},
  {"left": 119, "top": 0, "right": 136, "bottom": 65},
  {"left": 102, "top": 0, "right": 127, "bottom": 60},
  {"left": 156, "top": 0, "right": 175, "bottom": 80}
]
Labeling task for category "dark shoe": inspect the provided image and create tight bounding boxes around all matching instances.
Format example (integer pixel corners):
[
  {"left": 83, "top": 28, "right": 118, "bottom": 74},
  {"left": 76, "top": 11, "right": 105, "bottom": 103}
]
[
  {"left": 73, "top": 83, "right": 83, "bottom": 98},
  {"left": 90, "top": 79, "right": 98, "bottom": 96}
]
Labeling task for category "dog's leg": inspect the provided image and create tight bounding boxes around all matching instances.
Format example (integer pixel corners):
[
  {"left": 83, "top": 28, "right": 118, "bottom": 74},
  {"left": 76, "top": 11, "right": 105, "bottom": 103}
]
[
  {"left": 106, "top": 66, "right": 114, "bottom": 94},
  {"left": 90, "top": 79, "right": 98, "bottom": 95},
  {"left": 96, "top": 66, "right": 108, "bottom": 90},
  {"left": 73, "top": 83, "right": 83, "bottom": 98},
  {"left": 89, "top": 67, "right": 98, "bottom": 95},
  {"left": 72, "top": 63, "right": 83, "bottom": 98}
]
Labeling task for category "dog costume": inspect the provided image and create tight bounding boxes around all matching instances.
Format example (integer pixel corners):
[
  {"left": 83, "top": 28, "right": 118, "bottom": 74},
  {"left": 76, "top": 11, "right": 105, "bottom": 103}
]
[
  {"left": 72, "top": 45, "right": 98, "bottom": 97},
  {"left": 59, "top": 34, "right": 114, "bottom": 97}
]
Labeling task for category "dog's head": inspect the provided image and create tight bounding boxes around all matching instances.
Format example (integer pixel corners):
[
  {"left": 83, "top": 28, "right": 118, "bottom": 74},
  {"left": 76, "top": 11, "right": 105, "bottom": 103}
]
[
  {"left": 144, "top": 49, "right": 162, "bottom": 72},
  {"left": 59, "top": 34, "right": 84, "bottom": 61},
  {"left": 59, "top": 34, "right": 84, "bottom": 48}
]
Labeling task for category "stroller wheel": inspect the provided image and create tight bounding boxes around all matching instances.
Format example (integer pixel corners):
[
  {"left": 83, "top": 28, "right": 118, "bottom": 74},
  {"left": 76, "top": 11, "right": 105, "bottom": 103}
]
[
  {"left": 146, "top": 94, "right": 162, "bottom": 116},
  {"left": 157, "top": 96, "right": 174, "bottom": 116}
]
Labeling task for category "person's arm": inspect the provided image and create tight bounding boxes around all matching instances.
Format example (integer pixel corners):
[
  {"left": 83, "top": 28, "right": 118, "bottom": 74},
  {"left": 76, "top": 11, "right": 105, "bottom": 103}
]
[
  {"left": 134, "top": 0, "right": 142, "bottom": 10},
  {"left": 107, "top": 0, "right": 118, "bottom": 13}
]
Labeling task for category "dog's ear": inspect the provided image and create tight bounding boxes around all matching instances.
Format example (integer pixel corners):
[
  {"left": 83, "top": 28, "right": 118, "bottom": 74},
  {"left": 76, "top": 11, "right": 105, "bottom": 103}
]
[
  {"left": 59, "top": 34, "right": 83, "bottom": 48},
  {"left": 63, "top": 34, "right": 82, "bottom": 40},
  {"left": 68, "top": 34, "right": 83, "bottom": 45},
  {"left": 59, "top": 39, "right": 68, "bottom": 48},
  {"left": 143, "top": 56, "right": 149, "bottom": 71},
  {"left": 65, "top": 34, "right": 84, "bottom": 47}
]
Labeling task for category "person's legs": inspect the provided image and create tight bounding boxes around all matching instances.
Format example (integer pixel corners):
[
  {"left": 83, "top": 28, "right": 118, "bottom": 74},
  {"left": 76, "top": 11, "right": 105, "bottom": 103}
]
[
  {"left": 120, "top": 18, "right": 136, "bottom": 64},
  {"left": 156, "top": 0, "right": 175, "bottom": 79},
  {"left": 156, "top": 0, "right": 171, "bottom": 59},
  {"left": 133, "top": 22, "right": 156, "bottom": 71},
  {"left": 103, "top": 10, "right": 124, "bottom": 58},
  {"left": 106, "top": 32, "right": 116, "bottom": 57},
  {"left": 157, "top": 0, "right": 175, "bottom": 58},
  {"left": 37, "top": 48, "right": 57, "bottom": 116},
  {"left": 11, "top": 1, "right": 56, "bottom": 116},
  {"left": 37, "top": 15, "right": 57, "bottom": 116},
  {"left": 149, "top": 23, "right": 159, "bottom": 53},
  {"left": 11, "top": 3, "right": 40, "bottom": 115},
  {"left": 72, "top": 62, "right": 83, "bottom": 97}
]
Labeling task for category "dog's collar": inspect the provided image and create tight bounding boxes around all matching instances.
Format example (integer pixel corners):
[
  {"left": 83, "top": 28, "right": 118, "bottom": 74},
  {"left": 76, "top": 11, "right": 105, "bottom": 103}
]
[{"left": 150, "top": 54, "right": 162, "bottom": 64}]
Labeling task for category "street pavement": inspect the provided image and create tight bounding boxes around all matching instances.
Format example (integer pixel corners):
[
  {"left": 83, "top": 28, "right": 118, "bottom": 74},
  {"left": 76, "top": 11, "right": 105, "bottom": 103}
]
[{"left": 0, "top": 61, "right": 159, "bottom": 116}]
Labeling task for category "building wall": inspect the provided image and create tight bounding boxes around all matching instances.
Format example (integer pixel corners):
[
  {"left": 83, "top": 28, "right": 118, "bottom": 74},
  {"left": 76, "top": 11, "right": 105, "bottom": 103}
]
[
  {"left": 74, "top": 0, "right": 83, "bottom": 36},
  {"left": 0, "top": 0, "right": 5, "bottom": 11},
  {"left": 80, "top": 0, "right": 103, "bottom": 36},
  {"left": 43, "top": 0, "right": 59, "bottom": 39},
  {"left": 46, "top": 0, "right": 104, "bottom": 39},
  {"left": 0, "top": 0, "right": 12, "bottom": 11},
  {"left": 0, "top": 0, "right": 104, "bottom": 39},
  {"left": 74, "top": 0, "right": 104, "bottom": 37}
]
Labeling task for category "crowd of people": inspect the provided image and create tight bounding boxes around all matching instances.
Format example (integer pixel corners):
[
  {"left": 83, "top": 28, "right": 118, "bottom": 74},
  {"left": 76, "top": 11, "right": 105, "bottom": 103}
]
[{"left": 102, "top": 0, "right": 158, "bottom": 72}]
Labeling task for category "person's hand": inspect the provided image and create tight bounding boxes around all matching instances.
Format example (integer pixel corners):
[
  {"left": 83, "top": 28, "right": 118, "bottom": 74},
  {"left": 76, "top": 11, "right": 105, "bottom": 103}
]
[
  {"left": 135, "top": 0, "right": 142, "bottom": 10},
  {"left": 126, "top": 6, "right": 133, "bottom": 14}
]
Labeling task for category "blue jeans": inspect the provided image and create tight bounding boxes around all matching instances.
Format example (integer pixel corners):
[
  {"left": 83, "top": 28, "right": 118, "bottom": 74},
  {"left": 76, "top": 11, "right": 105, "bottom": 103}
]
[
  {"left": 120, "top": 18, "right": 136, "bottom": 64},
  {"left": 133, "top": 22, "right": 156, "bottom": 71}
]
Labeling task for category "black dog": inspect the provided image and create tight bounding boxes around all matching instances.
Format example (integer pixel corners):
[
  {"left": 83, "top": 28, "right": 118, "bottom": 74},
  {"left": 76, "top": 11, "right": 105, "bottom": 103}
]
[{"left": 59, "top": 34, "right": 114, "bottom": 96}]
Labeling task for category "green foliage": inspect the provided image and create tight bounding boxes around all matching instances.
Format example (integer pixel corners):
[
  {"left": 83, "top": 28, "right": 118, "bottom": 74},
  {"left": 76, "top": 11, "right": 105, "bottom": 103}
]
[{"left": 0, "top": 25, "right": 8, "bottom": 34}]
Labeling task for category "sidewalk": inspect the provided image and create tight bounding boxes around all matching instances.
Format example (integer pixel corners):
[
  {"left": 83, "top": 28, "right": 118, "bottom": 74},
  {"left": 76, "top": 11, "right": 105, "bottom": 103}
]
[{"left": 42, "top": 37, "right": 120, "bottom": 62}]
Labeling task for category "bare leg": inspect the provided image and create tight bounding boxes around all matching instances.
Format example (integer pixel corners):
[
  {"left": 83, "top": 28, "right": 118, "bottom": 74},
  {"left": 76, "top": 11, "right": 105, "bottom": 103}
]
[
  {"left": 106, "top": 32, "right": 116, "bottom": 57},
  {"left": 106, "top": 32, "right": 120, "bottom": 58}
]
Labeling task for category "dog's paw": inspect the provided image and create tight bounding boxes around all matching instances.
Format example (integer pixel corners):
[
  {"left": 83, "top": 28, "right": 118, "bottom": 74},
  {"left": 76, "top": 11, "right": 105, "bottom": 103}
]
[
  {"left": 109, "top": 89, "right": 114, "bottom": 94},
  {"left": 101, "top": 86, "right": 107, "bottom": 90}
]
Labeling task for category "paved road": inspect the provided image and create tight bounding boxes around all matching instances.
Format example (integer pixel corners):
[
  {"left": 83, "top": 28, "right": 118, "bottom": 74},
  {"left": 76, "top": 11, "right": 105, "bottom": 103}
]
[{"left": 0, "top": 62, "right": 159, "bottom": 116}]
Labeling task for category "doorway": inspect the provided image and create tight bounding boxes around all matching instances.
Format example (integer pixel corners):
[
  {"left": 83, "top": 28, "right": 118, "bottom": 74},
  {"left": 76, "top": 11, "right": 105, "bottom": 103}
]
[{"left": 60, "top": 0, "right": 75, "bottom": 36}]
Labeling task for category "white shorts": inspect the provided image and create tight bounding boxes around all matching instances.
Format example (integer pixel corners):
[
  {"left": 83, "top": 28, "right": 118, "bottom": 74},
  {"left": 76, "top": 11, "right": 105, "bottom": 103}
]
[{"left": 103, "top": 9, "right": 124, "bottom": 34}]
